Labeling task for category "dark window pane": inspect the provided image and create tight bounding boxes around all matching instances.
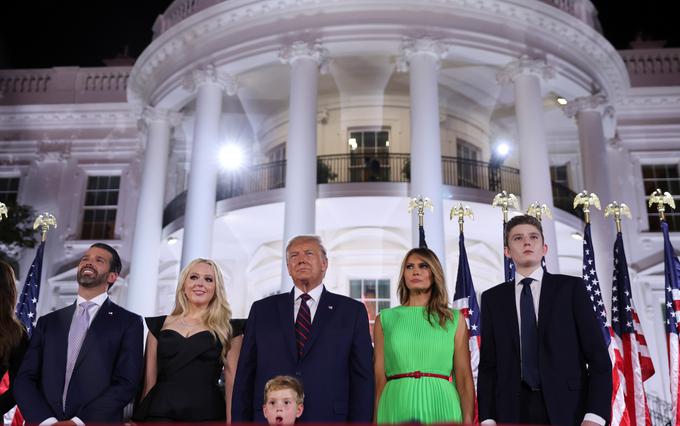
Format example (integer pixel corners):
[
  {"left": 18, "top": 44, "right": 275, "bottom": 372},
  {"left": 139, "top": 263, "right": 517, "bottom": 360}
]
[
  {"left": 364, "top": 132, "right": 376, "bottom": 148},
  {"left": 350, "top": 280, "right": 361, "bottom": 298},
  {"left": 364, "top": 280, "right": 376, "bottom": 298},
  {"left": 378, "top": 301, "right": 390, "bottom": 313},
  {"left": 377, "top": 131, "right": 389, "bottom": 147},
  {"left": 378, "top": 280, "right": 390, "bottom": 298}
]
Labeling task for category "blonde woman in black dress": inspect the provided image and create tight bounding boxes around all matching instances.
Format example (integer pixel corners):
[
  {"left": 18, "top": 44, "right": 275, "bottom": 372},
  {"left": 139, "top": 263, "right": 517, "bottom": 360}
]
[{"left": 133, "top": 258, "right": 242, "bottom": 421}]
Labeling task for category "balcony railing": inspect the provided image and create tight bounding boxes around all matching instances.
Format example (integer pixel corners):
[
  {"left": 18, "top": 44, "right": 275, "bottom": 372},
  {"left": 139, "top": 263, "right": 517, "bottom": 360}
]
[
  {"left": 163, "top": 153, "right": 579, "bottom": 227},
  {"left": 619, "top": 48, "right": 680, "bottom": 87}
]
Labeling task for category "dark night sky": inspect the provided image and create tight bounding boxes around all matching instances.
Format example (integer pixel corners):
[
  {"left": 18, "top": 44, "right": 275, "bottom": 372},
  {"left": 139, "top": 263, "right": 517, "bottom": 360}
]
[{"left": 0, "top": 1, "right": 678, "bottom": 70}]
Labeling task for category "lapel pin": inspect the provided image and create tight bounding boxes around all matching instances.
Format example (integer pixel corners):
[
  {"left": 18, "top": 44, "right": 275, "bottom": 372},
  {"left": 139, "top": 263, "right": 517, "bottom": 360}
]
[
  {"left": 108, "top": 311, "right": 113, "bottom": 315},
  {"left": 328, "top": 305, "right": 333, "bottom": 310}
]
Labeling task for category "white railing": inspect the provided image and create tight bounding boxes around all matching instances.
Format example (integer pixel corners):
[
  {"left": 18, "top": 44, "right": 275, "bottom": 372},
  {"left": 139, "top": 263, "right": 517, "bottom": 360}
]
[
  {"left": 619, "top": 48, "right": 680, "bottom": 87},
  {"left": 152, "top": 0, "right": 222, "bottom": 38},
  {"left": 0, "top": 67, "right": 132, "bottom": 105}
]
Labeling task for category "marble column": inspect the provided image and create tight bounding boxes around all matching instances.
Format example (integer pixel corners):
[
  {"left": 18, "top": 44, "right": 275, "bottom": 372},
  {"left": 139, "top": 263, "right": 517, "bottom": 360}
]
[
  {"left": 564, "top": 94, "right": 615, "bottom": 302},
  {"left": 180, "top": 65, "right": 236, "bottom": 269},
  {"left": 279, "top": 41, "right": 325, "bottom": 291},
  {"left": 497, "top": 55, "right": 559, "bottom": 272},
  {"left": 127, "top": 107, "right": 181, "bottom": 316},
  {"left": 399, "top": 38, "right": 447, "bottom": 263}
]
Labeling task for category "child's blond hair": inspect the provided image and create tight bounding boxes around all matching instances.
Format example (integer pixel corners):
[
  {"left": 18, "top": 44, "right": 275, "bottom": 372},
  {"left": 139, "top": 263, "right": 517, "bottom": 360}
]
[{"left": 264, "top": 375, "right": 305, "bottom": 404}]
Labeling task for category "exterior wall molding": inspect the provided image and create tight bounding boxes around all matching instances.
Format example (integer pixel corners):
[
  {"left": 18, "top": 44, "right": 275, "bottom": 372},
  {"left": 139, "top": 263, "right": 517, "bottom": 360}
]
[
  {"left": 0, "top": 104, "right": 137, "bottom": 129},
  {"left": 563, "top": 93, "right": 608, "bottom": 117},
  {"left": 278, "top": 41, "right": 328, "bottom": 72}
]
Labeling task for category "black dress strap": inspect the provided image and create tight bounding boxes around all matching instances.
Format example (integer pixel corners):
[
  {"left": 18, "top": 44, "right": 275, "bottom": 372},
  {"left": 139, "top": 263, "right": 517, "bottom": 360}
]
[
  {"left": 230, "top": 318, "right": 246, "bottom": 338},
  {"left": 145, "top": 315, "right": 167, "bottom": 339}
]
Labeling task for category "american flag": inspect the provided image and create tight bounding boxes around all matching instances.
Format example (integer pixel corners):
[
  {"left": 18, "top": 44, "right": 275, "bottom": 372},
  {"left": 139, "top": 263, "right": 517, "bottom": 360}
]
[
  {"left": 503, "top": 222, "right": 515, "bottom": 282},
  {"left": 418, "top": 224, "right": 428, "bottom": 249},
  {"left": 16, "top": 241, "right": 45, "bottom": 335},
  {"left": 612, "top": 231, "right": 655, "bottom": 426},
  {"left": 582, "top": 224, "right": 628, "bottom": 426},
  {"left": 662, "top": 220, "right": 680, "bottom": 425},
  {"left": 452, "top": 232, "right": 480, "bottom": 422}
]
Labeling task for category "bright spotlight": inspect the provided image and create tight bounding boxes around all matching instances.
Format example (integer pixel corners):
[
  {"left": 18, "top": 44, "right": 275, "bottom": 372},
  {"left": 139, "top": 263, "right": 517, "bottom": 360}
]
[
  {"left": 556, "top": 96, "right": 568, "bottom": 106},
  {"left": 495, "top": 142, "right": 510, "bottom": 157},
  {"left": 167, "top": 236, "right": 178, "bottom": 245},
  {"left": 219, "top": 144, "right": 245, "bottom": 170},
  {"left": 571, "top": 232, "right": 583, "bottom": 241}
]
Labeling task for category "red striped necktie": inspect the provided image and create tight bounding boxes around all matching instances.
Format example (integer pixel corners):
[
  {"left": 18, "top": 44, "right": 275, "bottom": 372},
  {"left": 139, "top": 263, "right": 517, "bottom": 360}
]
[{"left": 295, "top": 293, "right": 312, "bottom": 358}]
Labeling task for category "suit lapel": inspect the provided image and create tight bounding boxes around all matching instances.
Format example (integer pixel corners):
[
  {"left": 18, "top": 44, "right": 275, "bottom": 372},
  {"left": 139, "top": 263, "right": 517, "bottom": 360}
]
[
  {"left": 500, "top": 281, "right": 521, "bottom": 356},
  {"left": 538, "top": 272, "right": 558, "bottom": 340},
  {"left": 301, "top": 287, "right": 333, "bottom": 359},
  {"left": 56, "top": 303, "right": 76, "bottom": 392},
  {"left": 278, "top": 290, "right": 297, "bottom": 362},
  {"left": 73, "top": 298, "right": 112, "bottom": 372}
]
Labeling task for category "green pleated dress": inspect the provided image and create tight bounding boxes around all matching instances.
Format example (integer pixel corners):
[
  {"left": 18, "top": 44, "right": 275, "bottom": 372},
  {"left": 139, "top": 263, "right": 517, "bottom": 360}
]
[{"left": 377, "top": 306, "right": 462, "bottom": 424}]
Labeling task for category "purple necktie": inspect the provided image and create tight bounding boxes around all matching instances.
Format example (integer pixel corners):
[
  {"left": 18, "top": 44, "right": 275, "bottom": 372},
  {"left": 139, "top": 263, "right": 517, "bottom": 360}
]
[
  {"left": 295, "top": 293, "right": 312, "bottom": 358},
  {"left": 63, "top": 301, "right": 94, "bottom": 407}
]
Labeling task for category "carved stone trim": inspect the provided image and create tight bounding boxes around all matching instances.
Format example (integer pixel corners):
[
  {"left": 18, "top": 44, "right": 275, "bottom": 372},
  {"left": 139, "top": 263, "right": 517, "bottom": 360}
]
[
  {"left": 397, "top": 37, "right": 448, "bottom": 72},
  {"left": 278, "top": 41, "right": 328, "bottom": 72},
  {"left": 496, "top": 55, "right": 556, "bottom": 85},
  {"left": 182, "top": 64, "right": 237, "bottom": 96},
  {"left": 563, "top": 93, "right": 609, "bottom": 118}
]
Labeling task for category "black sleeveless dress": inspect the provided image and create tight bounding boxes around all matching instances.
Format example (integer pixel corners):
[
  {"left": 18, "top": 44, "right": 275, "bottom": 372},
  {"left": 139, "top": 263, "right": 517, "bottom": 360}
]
[{"left": 132, "top": 316, "right": 244, "bottom": 421}]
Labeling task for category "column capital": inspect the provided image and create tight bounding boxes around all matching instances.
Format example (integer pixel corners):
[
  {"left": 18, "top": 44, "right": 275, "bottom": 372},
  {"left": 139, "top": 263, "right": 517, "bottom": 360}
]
[
  {"left": 397, "top": 37, "right": 448, "bottom": 72},
  {"left": 497, "top": 55, "right": 556, "bottom": 85},
  {"left": 138, "top": 106, "right": 183, "bottom": 130},
  {"left": 182, "top": 64, "right": 238, "bottom": 96},
  {"left": 278, "top": 41, "right": 328, "bottom": 71},
  {"left": 563, "top": 93, "right": 609, "bottom": 118}
]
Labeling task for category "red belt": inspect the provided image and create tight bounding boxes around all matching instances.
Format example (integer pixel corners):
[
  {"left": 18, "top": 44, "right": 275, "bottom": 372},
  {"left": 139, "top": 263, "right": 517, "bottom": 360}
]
[{"left": 386, "top": 371, "right": 450, "bottom": 381}]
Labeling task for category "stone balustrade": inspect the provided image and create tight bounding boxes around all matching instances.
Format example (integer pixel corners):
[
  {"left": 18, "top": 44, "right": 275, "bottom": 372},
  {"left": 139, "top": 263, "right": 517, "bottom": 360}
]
[{"left": 619, "top": 48, "right": 680, "bottom": 87}]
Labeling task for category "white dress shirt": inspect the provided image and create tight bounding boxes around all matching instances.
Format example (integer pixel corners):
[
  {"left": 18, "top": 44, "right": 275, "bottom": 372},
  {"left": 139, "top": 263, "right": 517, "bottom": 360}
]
[{"left": 293, "top": 284, "right": 324, "bottom": 322}]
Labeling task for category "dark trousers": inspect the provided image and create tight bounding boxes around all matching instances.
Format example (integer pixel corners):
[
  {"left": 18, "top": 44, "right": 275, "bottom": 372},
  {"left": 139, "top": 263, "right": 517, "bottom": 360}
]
[{"left": 519, "top": 382, "right": 550, "bottom": 425}]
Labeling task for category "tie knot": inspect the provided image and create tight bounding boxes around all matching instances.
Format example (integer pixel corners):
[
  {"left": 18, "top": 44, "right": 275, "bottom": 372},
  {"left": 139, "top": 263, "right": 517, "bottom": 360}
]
[
  {"left": 520, "top": 278, "right": 534, "bottom": 287},
  {"left": 300, "top": 293, "right": 311, "bottom": 302},
  {"left": 79, "top": 301, "right": 95, "bottom": 311}
]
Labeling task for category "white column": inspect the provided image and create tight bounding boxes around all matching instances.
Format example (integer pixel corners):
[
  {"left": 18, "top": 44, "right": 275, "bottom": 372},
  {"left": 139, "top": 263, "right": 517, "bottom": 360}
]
[
  {"left": 399, "top": 38, "right": 447, "bottom": 262},
  {"left": 564, "top": 94, "right": 614, "bottom": 303},
  {"left": 127, "top": 107, "right": 180, "bottom": 316},
  {"left": 180, "top": 65, "right": 236, "bottom": 269},
  {"left": 279, "top": 41, "right": 325, "bottom": 291},
  {"left": 497, "top": 55, "right": 559, "bottom": 272}
]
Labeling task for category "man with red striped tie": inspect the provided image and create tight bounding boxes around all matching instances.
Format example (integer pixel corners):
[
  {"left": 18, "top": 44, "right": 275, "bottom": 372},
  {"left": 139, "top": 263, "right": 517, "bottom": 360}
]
[{"left": 233, "top": 235, "right": 374, "bottom": 423}]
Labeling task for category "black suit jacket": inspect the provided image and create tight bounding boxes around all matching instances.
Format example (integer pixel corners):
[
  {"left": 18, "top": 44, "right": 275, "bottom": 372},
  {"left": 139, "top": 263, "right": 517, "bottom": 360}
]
[
  {"left": 232, "top": 287, "right": 374, "bottom": 423},
  {"left": 14, "top": 298, "right": 144, "bottom": 422},
  {"left": 478, "top": 272, "right": 612, "bottom": 426}
]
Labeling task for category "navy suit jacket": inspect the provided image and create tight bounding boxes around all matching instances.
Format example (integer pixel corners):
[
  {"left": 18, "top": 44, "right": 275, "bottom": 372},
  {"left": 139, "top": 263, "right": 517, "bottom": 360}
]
[
  {"left": 14, "top": 298, "right": 144, "bottom": 422},
  {"left": 232, "top": 287, "right": 374, "bottom": 423},
  {"left": 477, "top": 272, "right": 612, "bottom": 426}
]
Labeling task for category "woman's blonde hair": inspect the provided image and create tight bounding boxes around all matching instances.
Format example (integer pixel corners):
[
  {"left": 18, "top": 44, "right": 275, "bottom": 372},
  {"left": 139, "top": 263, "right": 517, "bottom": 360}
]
[
  {"left": 171, "top": 258, "right": 232, "bottom": 360},
  {"left": 397, "top": 248, "right": 453, "bottom": 327}
]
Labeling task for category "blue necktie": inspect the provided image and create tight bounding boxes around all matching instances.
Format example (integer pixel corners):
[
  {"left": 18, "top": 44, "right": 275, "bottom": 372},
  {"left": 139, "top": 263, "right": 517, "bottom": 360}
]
[{"left": 520, "top": 278, "right": 540, "bottom": 389}]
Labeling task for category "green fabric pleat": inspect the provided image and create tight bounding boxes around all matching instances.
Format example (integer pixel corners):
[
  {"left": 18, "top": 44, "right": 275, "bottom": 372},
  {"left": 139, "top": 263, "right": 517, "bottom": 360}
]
[{"left": 377, "top": 306, "right": 462, "bottom": 424}]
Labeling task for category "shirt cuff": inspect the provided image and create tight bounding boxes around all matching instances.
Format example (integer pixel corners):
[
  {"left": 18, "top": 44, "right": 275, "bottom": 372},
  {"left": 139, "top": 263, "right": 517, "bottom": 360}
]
[
  {"left": 39, "top": 418, "right": 58, "bottom": 426},
  {"left": 583, "top": 413, "right": 606, "bottom": 425},
  {"left": 481, "top": 420, "right": 497, "bottom": 425},
  {"left": 71, "top": 417, "right": 85, "bottom": 426}
]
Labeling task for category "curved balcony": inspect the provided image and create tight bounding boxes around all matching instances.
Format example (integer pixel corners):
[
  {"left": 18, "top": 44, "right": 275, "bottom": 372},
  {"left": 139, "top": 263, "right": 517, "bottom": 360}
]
[{"left": 163, "top": 153, "right": 579, "bottom": 228}]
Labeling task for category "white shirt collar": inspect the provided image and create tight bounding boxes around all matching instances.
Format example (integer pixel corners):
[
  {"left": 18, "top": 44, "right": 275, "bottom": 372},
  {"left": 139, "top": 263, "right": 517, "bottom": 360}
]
[
  {"left": 515, "top": 267, "right": 544, "bottom": 286},
  {"left": 294, "top": 283, "right": 324, "bottom": 302},
  {"left": 77, "top": 291, "right": 108, "bottom": 307}
]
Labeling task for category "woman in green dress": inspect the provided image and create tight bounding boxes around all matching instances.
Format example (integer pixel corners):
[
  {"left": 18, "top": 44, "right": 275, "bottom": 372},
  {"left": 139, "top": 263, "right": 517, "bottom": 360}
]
[{"left": 374, "top": 248, "right": 474, "bottom": 424}]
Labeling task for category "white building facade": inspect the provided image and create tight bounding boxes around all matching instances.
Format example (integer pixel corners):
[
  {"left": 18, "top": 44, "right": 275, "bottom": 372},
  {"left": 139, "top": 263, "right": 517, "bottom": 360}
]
[{"left": 1, "top": 0, "right": 679, "bottom": 410}]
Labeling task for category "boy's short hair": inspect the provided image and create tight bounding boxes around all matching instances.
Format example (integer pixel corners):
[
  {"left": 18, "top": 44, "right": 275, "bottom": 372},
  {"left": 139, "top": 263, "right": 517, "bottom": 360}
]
[
  {"left": 264, "top": 375, "right": 305, "bottom": 404},
  {"left": 504, "top": 214, "right": 544, "bottom": 247}
]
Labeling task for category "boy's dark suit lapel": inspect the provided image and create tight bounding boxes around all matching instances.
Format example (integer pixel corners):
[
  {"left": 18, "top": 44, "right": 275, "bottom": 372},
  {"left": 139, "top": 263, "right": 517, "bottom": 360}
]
[
  {"left": 500, "top": 280, "right": 520, "bottom": 356},
  {"left": 537, "top": 272, "right": 558, "bottom": 340},
  {"left": 278, "top": 289, "right": 297, "bottom": 362},
  {"left": 54, "top": 303, "right": 76, "bottom": 405},
  {"left": 301, "top": 287, "right": 333, "bottom": 359}
]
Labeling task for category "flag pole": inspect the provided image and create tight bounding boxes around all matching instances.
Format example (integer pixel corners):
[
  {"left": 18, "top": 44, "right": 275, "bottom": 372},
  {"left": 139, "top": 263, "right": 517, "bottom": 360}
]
[
  {"left": 649, "top": 188, "right": 676, "bottom": 223},
  {"left": 526, "top": 201, "right": 553, "bottom": 222},
  {"left": 0, "top": 202, "right": 7, "bottom": 221},
  {"left": 33, "top": 212, "right": 58, "bottom": 242},
  {"left": 491, "top": 190, "right": 518, "bottom": 225},
  {"left": 408, "top": 195, "right": 433, "bottom": 249},
  {"left": 604, "top": 201, "right": 631, "bottom": 233}
]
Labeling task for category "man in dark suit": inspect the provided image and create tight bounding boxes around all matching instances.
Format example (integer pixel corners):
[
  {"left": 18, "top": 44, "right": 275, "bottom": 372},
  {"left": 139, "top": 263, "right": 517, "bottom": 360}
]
[
  {"left": 15, "top": 243, "right": 143, "bottom": 424},
  {"left": 232, "top": 234, "right": 374, "bottom": 423},
  {"left": 478, "top": 215, "right": 612, "bottom": 426}
]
